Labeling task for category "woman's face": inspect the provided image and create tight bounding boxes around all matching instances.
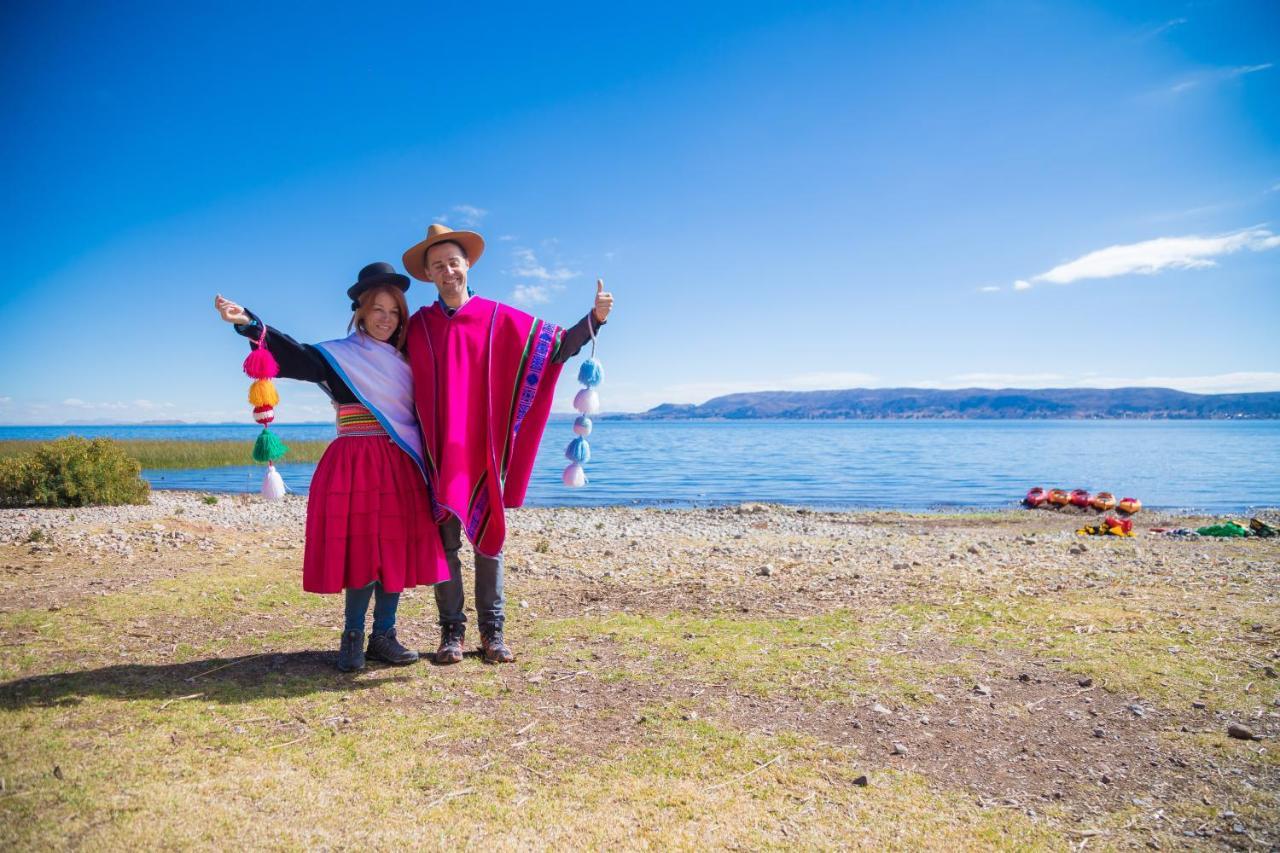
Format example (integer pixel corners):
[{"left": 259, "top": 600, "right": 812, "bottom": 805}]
[{"left": 364, "top": 291, "right": 401, "bottom": 343}]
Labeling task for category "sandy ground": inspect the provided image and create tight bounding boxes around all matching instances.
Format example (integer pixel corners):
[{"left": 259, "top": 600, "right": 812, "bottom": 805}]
[{"left": 0, "top": 492, "right": 1277, "bottom": 850}]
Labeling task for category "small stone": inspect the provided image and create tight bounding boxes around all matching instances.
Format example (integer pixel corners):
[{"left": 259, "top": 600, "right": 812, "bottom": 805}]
[
  {"left": 1192, "top": 701, "right": 1207, "bottom": 710},
  {"left": 890, "top": 742, "right": 908, "bottom": 756},
  {"left": 1129, "top": 704, "right": 1146, "bottom": 717},
  {"left": 1264, "top": 665, "right": 1277, "bottom": 679},
  {"left": 53, "top": 765, "right": 63, "bottom": 780},
  {"left": 1226, "top": 723, "right": 1256, "bottom": 741},
  {"left": 852, "top": 774, "right": 869, "bottom": 786},
  {"left": 1078, "top": 677, "right": 1093, "bottom": 688},
  {"left": 1101, "top": 774, "right": 1112, "bottom": 784},
  {"left": 973, "top": 684, "right": 991, "bottom": 697},
  {"left": 1232, "top": 823, "right": 1245, "bottom": 834},
  {"left": 967, "top": 544, "right": 981, "bottom": 555},
  {"left": 872, "top": 703, "right": 892, "bottom": 716},
  {"left": 519, "top": 600, "right": 529, "bottom": 609},
  {"left": 1093, "top": 728, "right": 1105, "bottom": 738},
  {"left": 758, "top": 564, "right": 774, "bottom": 577},
  {"left": 891, "top": 562, "right": 909, "bottom": 571},
  {"left": 682, "top": 711, "right": 698, "bottom": 721},
  {"left": 1017, "top": 673, "right": 1031, "bottom": 683}
]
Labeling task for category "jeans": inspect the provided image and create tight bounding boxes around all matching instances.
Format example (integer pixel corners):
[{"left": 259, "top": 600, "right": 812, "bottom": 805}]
[
  {"left": 435, "top": 516, "right": 505, "bottom": 631},
  {"left": 344, "top": 581, "right": 399, "bottom": 635}
]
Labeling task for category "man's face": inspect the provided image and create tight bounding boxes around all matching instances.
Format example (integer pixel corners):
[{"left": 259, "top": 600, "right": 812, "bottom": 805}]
[{"left": 425, "top": 242, "right": 470, "bottom": 305}]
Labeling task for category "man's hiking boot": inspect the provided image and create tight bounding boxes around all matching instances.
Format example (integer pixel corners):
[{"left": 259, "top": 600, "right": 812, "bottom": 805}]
[
  {"left": 366, "top": 629, "right": 419, "bottom": 666},
  {"left": 480, "top": 625, "right": 515, "bottom": 664},
  {"left": 435, "top": 622, "right": 465, "bottom": 665},
  {"left": 337, "top": 630, "right": 365, "bottom": 672}
]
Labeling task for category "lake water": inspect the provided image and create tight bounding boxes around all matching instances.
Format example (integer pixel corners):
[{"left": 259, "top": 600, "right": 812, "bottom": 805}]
[{"left": 4, "top": 420, "right": 1278, "bottom": 513}]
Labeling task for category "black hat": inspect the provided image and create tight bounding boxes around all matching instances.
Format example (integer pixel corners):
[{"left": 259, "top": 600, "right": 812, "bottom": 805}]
[{"left": 347, "top": 262, "right": 410, "bottom": 310}]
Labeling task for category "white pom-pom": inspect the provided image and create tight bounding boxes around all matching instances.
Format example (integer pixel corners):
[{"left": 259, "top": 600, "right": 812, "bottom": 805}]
[
  {"left": 572, "top": 388, "right": 600, "bottom": 415},
  {"left": 261, "top": 463, "right": 286, "bottom": 501},
  {"left": 573, "top": 415, "right": 593, "bottom": 437},
  {"left": 562, "top": 462, "right": 586, "bottom": 487}
]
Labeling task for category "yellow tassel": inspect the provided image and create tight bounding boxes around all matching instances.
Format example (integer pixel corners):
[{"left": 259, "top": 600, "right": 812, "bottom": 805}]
[{"left": 248, "top": 379, "right": 279, "bottom": 407}]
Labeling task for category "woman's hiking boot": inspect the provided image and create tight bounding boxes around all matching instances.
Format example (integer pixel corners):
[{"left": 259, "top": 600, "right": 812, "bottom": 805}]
[
  {"left": 480, "top": 625, "right": 514, "bottom": 664},
  {"left": 366, "top": 629, "right": 419, "bottom": 666},
  {"left": 337, "top": 630, "right": 365, "bottom": 672},
  {"left": 435, "top": 622, "right": 465, "bottom": 665}
]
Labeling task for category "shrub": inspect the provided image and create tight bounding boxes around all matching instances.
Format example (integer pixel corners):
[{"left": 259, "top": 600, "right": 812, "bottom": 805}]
[{"left": 0, "top": 437, "right": 150, "bottom": 508}]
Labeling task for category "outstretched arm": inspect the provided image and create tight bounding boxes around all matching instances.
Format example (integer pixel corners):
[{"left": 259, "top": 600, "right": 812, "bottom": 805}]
[{"left": 213, "top": 294, "right": 330, "bottom": 384}]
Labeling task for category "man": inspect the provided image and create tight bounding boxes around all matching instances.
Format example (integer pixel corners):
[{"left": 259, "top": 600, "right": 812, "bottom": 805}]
[{"left": 402, "top": 224, "right": 613, "bottom": 664}]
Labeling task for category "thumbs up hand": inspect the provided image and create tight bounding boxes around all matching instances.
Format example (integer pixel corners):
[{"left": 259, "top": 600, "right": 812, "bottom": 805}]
[{"left": 592, "top": 279, "right": 613, "bottom": 324}]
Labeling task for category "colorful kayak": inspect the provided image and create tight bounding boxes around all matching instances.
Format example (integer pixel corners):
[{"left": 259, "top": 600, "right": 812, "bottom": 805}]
[
  {"left": 1090, "top": 491, "right": 1117, "bottom": 511},
  {"left": 1048, "top": 488, "right": 1071, "bottom": 507},
  {"left": 1024, "top": 487, "right": 1048, "bottom": 507},
  {"left": 1117, "top": 496, "right": 1142, "bottom": 514},
  {"left": 1069, "top": 489, "right": 1091, "bottom": 508}
]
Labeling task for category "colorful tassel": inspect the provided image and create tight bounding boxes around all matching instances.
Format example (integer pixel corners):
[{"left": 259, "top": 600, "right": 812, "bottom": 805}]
[
  {"left": 562, "top": 462, "right": 586, "bottom": 487},
  {"left": 577, "top": 358, "right": 603, "bottom": 388},
  {"left": 253, "top": 404, "right": 275, "bottom": 425},
  {"left": 572, "top": 415, "right": 593, "bottom": 437},
  {"left": 242, "top": 346, "right": 280, "bottom": 379},
  {"left": 261, "top": 462, "right": 286, "bottom": 501},
  {"left": 565, "top": 436, "right": 591, "bottom": 464},
  {"left": 252, "top": 427, "right": 289, "bottom": 463},
  {"left": 248, "top": 379, "right": 279, "bottom": 408},
  {"left": 572, "top": 387, "right": 600, "bottom": 415}
]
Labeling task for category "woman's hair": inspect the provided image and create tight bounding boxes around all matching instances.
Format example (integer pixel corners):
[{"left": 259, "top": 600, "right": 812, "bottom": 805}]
[{"left": 348, "top": 284, "right": 409, "bottom": 351}]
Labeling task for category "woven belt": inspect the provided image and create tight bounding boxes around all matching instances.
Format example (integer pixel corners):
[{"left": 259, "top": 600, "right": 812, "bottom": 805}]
[{"left": 336, "top": 404, "right": 386, "bottom": 437}]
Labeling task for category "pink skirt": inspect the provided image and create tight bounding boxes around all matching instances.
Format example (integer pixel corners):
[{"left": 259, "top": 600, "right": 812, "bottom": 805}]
[{"left": 302, "top": 434, "right": 448, "bottom": 594}]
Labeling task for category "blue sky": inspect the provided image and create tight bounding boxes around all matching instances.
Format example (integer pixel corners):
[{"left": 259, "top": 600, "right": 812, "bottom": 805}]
[{"left": 1, "top": 0, "right": 1277, "bottom": 423}]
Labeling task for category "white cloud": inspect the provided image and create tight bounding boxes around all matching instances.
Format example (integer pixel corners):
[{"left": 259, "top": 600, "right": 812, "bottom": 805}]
[
  {"left": 510, "top": 248, "right": 578, "bottom": 282},
  {"left": 1015, "top": 226, "right": 1280, "bottom": 289},
  {"left": 512, "top": 283, "right": 557, "bottom": 307},
  {"left": 1171, "top": 62, "right": 1273, "bottom": 93},
  {"left": 1137, "top": 17, "right": 1186, "bottom": 41},
  {"left": 978, "top": 286, "right": 1000, "bottom": 293},
  {"left": 452, "top": 205, "right": 487, "bottom": 226}
]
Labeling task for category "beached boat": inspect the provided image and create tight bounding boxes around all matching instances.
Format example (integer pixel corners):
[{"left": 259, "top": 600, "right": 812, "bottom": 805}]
[
  {"left": 1117, "top": 496, "right": 1142, "bottom": 514},
  {"left": 1047, "top": 488, "right": 1071, "bottom": 507},
  {"left": 1090, "top": 491, "right": 1117, "bottom": 511},
  {"left": 1069, "top": 489, "right": 1091, "bottom": 508},
  {"left": 1024, "top": 487, "right": 1048, "bottom": 507}
]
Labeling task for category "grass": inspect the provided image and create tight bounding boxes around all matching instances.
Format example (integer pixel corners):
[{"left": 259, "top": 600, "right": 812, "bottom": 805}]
[
  {"left": 0, "top": 439, "right": 332, "bottom": 469},
  {"left": 530, "top": 610, "right": 972, "bottom": 704},
  {"left": 2, "top": 501, "right": 1278, "bottom": 849}
]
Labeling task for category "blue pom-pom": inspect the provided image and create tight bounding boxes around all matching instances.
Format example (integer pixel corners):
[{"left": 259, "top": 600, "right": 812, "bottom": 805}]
[
  {"left": 564, "top": 437, "right": 591, "bottom": 464},
  {"left": 577, "top": 358, "right": 603, "bottom": 388}
]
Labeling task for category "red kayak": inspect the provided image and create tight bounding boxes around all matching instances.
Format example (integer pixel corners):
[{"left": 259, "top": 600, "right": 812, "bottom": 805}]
[
  {"left": 1047, "top": 488, "right": 1071, "bottom": 507},
  {"left": 1069, "top": 489, "right": 1091, "bottom": 508},
  {"left": 1024, "top": 487, "right": 1048, "bottom": 507}
]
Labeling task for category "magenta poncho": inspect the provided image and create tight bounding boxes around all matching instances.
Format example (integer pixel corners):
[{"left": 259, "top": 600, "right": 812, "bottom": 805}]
[{"left": 407, "top": 296, "right": 564, "bottom": 557}]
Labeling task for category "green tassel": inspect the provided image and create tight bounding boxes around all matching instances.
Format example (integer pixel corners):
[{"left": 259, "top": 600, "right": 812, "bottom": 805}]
[{"left": 252, "top": 428, "right": 289, "bottom": 463}]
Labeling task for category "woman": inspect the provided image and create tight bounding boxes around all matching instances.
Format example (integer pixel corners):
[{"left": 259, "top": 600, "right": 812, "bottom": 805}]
[{"left": 214, "top": 261, "right": 448, "bottom": 672}]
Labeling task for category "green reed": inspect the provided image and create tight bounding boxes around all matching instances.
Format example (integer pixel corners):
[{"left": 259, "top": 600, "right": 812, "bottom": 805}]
[{"left": 0, "top": 439, "right": 332, "bottom": 469}]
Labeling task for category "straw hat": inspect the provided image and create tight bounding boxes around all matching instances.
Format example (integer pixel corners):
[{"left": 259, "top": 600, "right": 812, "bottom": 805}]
[{"left": 402, "top": 224, "right": 485, "bottom": 282}]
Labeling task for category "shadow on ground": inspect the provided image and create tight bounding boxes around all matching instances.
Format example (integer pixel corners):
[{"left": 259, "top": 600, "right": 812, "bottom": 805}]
[{"left": 0, "top": 651, "right": 408, "bottom": 708}]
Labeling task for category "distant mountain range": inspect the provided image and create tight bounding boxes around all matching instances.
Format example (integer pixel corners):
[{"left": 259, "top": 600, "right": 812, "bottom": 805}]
[{"left": 612, "top": 387, "right": 1280, "bottom": 420}]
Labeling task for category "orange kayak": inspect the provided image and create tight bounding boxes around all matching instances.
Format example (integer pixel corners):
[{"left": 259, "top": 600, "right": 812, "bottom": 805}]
[
  {"left": 1117, "top": 496, "right": 1142, "bottom": 514},
  {"left": 1048, "top": 488, "right": 1071, "bottom": 507},
  {"left": 1090, "top": 491, "right": 1117, "bottom": 511}
]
